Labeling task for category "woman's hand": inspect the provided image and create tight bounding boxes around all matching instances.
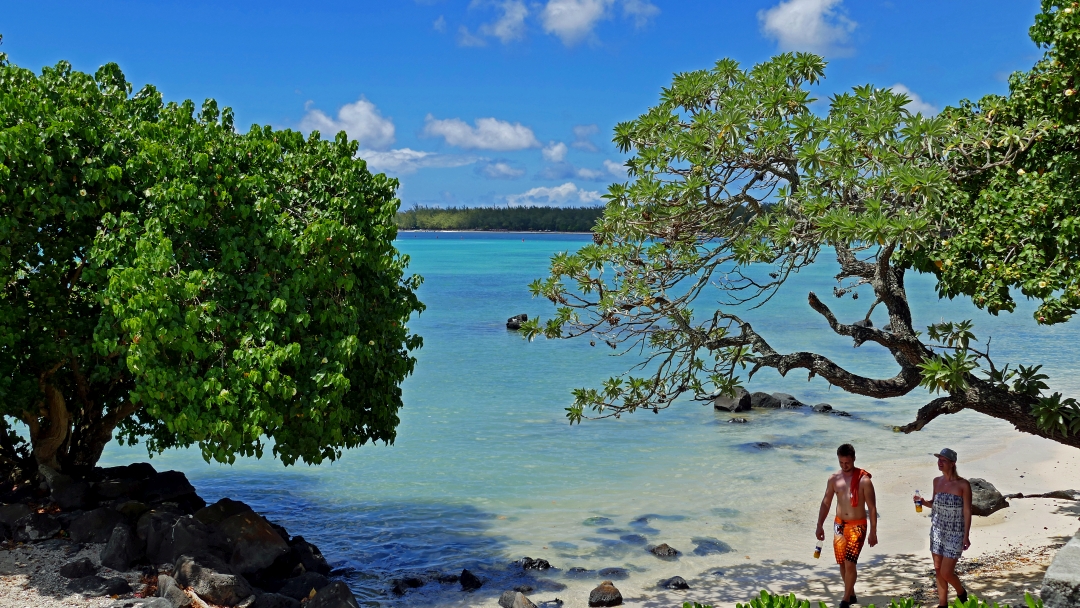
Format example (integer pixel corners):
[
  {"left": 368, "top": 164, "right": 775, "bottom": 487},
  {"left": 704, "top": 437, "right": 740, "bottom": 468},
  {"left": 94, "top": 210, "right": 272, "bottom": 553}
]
[{"left": 963, "top": 536, "right": 971, "bottom": 551}]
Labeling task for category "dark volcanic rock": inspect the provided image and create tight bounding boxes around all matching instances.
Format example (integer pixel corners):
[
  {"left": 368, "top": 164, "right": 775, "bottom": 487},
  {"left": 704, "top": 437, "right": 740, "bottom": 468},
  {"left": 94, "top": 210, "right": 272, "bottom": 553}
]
[
  {"left": 749, "top": 392, "right": 781, "bottom": 409},
  {"left": 172, "top": 515, "right": 227, "bottom": 563},
  {"left": 0, "top": 503, "right": 32, "bottom": 527},
  {"left": 254, "top": 594, "right": 300, "bottom": 608},
  {"left": 100, "top": 462, "right": 157, "bottom": 480},
  {"left": 138, "top": 509, "right": 182, "bottom": 564},
  {"left": 59, "top": 557, "right": 99, "bottom": 579},
  {"left": 753, "top": 442, "right": 773, "bottom": 449},
  {"left": 51, "top": 475, "right": 93, "bottom": 510},
  {"left": 279, "top": 572, "right": 331, "bottom": 600},
  {"left": 619, "top": 534, "right": 647, "bottom": 545},
  {"left": 659, "top": 576, "right": 690, "bottom": 590},
  {"left": 506, "top": 314, "right": 528, "bottom": 330},
  {"left": 141, "top": 471, "right": 198, "bottom": 505},
  {"left": 728, "top": 417, "right": 749, "bottom": 424},
  {"left": 970, "top": 478, "right": 1009, "bottom": 516},
  {"left": 391, "top": 576, "right": 424, "bottom": 595},
  {"left": 291, "top": 536, "right": 332, "bottom": 575},
  {"left": 713, "top": 387, "right": 751, "bottom": 412},
  {"left": 649, "top": 543, "right": 679, "bottom": 558},
  {"left": 101, "top": 523, "right": 143, "bottom": 571},
  {"left": 70, "top": 507, "right": 125, "bottom": 543},
  {"left": 565, "top": 567, "right": 595, "bottom": 579},
  {"left": 107, "top": 599, "right": 173, "bottom": 608},
  {"left": 812, "top": 403, "right": 833, "bottom": 413},
  {"left": 517, "top": 557, "right": 552, "bottom": 570},
  {"left": 194, "top": 498, "right": 254, "bottom": 526},
  {"left": 771, "top": 393, "right": 803, "bottom": 408},
  {"left": 96, "top": 478, "right": 142, "bottom": 501},
  {"left": 306, "top": 581, "right": 361, "bottom": 608},
  {"left": 174, "top": 554, "right": 253, "bottom": 607},
  {"left": 588, "top": 581, "right": 623, "bottom": 607},
  {"left": 596, "top": 568, "right": 629, "bottom": 580},
  {"left": 582, "top": 516, "right": 614, "bottom": 526},
  {"left": 116, "top": 500, "right": 151, "bottom": 523},
  {"left": 67, "top": 575, "right": 133, "bottom": 596},
  {"left": 501, "top": 590, "right": 538, "bottom": 608},
  {"left": 13, "top": 512, "right": 61, "bottom": 542},
  {"left": 157, "top": 574, "right": 193, "bottom": 608},
  {"left": 460, "top": 568, "right": 483, "bottom": 591},
  {"left": 218, "top": 510, "right": 291, "bottom": 575},
  {"left": 691, "top": 537, "right": 733, "bottom": 556}
]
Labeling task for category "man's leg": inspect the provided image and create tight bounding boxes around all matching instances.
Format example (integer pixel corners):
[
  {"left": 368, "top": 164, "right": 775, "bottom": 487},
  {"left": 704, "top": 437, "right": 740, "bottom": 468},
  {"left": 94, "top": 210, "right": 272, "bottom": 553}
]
[{"left": 841, "top": 560, "right": 857, "bottom": 601}]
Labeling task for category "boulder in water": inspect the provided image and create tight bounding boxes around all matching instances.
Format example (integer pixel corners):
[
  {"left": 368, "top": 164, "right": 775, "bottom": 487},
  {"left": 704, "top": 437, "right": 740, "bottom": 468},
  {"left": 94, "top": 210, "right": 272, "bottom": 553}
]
[
  {"left": 460, "top": 568, "right": 483, "bottom": 591},
  {"left": 507, "top": 314, "right": 528, "bottom": 330},
  {"left": 658, "top": 576, "right": 689, "bottom": 590},
  {"left": 749, "top": 392, "right": 781, "bottom": 409},
  {"left": 649, "top": 543, "right": 679, "bottom": 558},
  {"left": 588, "top": 581, "right": 623, "bottom": 607},
  {"left": 713, "top": 388, "right": 751, "bottom": 412}
]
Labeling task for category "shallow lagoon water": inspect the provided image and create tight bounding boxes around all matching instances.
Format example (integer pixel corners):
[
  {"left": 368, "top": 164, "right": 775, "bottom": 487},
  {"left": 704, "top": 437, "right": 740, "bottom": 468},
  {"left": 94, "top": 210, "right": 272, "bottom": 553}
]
[{"left": 99, "top": 232, "right": 1080, "bottom": 605}]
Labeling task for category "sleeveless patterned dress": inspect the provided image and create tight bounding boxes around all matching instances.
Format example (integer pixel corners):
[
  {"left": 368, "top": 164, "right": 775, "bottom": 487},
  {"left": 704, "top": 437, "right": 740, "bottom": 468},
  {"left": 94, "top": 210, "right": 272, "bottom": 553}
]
[{"left": 930, "top": 492, "right": 964, "bottom": 559}]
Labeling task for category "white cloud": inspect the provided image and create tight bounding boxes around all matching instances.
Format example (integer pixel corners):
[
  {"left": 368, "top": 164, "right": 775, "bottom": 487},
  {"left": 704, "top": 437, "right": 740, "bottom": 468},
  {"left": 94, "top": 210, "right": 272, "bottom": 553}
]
[
  {"left": 622, "top": 0, "right": 659, "bottom": 27},
  {"left": 505, "top": 182, "right": 604, "bottom": 206},
  {"left": 423, "top": 115, "right": 541, "bottom": 151},
  {"left": 480, "top": 161, "right": 526, "bottom": 179},
  {"left": 300, "top": 97, "right": 396, "bottom": 150},
  {"left": 539, "top": 161, "right": 612, "bottom": 181},
  {"left": 603, "top": 159, "right": 626, "bottom": 177},
  {"left": 458, "top": 25, "right": 488, "bottom": 47},
  {"left": 758, "top": 0, "right": 856, "bottom": 55},
  {"left": 478, "top": 0, "right": 529, "bottom": 43},
  {"left": 541, "top": 0, "right": 612, "bottom": 45},
  {"left": 433, "top": 15, "right": 447, "bottom": 32},
  {"left": 359, "top": 148, "right": 482, "bottom": 175},
  {"left": 542, "top": 141, "right": 568, "bottom": 162},
  {"left": 890, "top": 83, "right": 938, "bottom": 116},
  {"left": 572, "top": 124, "right": 600, "bottom": 151}
]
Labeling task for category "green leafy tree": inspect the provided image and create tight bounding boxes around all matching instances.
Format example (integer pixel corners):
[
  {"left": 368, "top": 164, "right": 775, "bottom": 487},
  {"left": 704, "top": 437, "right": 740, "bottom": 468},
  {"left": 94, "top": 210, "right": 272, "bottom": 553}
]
[
  {"left": 525, "top": 2, "right": 1080, "bottom": 447},
  {"left": 0, "top": 51, "right": 423, "bottom": 475}
]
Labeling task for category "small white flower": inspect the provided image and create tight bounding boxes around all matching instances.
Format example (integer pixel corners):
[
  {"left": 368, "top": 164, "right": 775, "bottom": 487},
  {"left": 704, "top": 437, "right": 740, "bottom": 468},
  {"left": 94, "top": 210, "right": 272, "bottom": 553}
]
[
  {"left": 1065, "top": 7, "right": 1074, "bottom": 13},
  {"left": 79, "top": 189, "right": 87, "bottom": 196},
  {"left": 1066, "top": 89, "right": 1076, "bottom": 97},
  {"left": 368, "top": 340, "right": 375, "bottom": 346},
  {"left": 144, "top": 189, "right": 152, "bottom": 197},
  {"left": 1017, "top": 168, "right": 1026, "bottom": 175}
]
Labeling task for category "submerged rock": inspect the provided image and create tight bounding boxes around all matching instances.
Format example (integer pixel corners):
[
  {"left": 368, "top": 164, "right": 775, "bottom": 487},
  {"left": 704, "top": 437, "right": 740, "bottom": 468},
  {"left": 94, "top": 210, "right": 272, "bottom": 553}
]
[
  {"left": 691, "top": 537, "right": 733, "bottom": 556},
  {"left": 659, "top": 576, "right": 690, "bottom": 590},
  {"left": 588, "top": 581, "right": 623, "bottom": 607},
  {"left": 649, "top": 543, "right": 679, "bottom": 558},
  {"left": 812, "top": 403, "right": 833, "bottom": 413},
  {"left": 460, "top": 568, "right": 483, "bottom": 591},
  {"left": 516, "top": 556, "right": 552, "bottom": 570},
  {"left": 728, "top": 417, "right": 749, "bottom": 424},
  {"left": 596, "top": 567, "right": 629, "bottom": 580},
  {"left": 772, "top": 393, "right": 804, "bottom": 408}
]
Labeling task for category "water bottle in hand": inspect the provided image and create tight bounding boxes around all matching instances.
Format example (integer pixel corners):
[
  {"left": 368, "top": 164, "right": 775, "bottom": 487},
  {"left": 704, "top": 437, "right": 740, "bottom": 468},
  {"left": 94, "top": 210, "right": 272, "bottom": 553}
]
[
  {"left": 813, "top": 540, "right": 823, "bottom": 559},
  {"left": 915, "top": 489, "right": 923, "bottom": 513}
]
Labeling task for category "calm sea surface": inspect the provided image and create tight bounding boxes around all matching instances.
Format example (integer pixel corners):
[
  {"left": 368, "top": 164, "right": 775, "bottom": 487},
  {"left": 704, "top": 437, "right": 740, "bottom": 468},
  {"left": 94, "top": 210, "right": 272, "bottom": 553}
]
[{"left": 99, "top": 232, "right": 1080, "bottom": 605}]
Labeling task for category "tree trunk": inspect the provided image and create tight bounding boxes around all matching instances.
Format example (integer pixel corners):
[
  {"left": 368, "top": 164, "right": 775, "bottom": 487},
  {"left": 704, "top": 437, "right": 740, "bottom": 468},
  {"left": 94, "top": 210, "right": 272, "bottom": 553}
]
[{"left": 28, "top": 383, "right": 71, "bottom": 471}]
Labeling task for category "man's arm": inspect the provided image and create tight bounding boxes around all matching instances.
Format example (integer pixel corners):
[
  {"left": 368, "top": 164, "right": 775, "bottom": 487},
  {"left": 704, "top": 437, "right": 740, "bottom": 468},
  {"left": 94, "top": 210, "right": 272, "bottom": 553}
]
[
  {"left": 863, "top": 476, "right": 878, "bottom": 547},
  {"left": 815, "top": 476, "right": 835, "bottom": 541}
]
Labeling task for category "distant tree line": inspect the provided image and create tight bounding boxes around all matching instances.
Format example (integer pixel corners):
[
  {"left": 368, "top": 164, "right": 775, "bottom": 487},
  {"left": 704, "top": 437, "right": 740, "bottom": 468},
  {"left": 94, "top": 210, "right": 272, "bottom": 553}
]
[{"left": 396, "top": 206, "right": 603, "bottom": 232}]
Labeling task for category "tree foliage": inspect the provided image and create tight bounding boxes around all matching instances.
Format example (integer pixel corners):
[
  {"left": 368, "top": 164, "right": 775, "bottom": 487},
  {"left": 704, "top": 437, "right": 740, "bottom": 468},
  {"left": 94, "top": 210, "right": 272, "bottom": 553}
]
[
  {"left": 0, "top": 52, "right": 423, "bottom": 472},
  {"left": 524, "top": 2, "right": 1080, "bottom": 447},
  {"left": 396, "top": 205, "right": 603, "bottom": 232}
]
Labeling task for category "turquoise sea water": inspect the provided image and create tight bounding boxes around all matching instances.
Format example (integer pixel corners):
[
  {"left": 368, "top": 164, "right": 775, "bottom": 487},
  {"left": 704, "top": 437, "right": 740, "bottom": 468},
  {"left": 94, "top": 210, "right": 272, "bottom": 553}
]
[{"left": 99, "top": 232, "right": 1080, "bottom": 605}]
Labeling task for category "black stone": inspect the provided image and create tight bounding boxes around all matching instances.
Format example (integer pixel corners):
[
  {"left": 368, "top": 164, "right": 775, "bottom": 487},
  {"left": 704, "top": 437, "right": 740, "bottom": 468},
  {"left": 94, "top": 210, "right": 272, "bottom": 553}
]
[
  {"left": 59, "top": 557, "right": 99, "bottom": 579},
  {"left": 565, "top": 567, "right": 594, "bottom": 579},
  {"left": 12, "top": 512, "right": 61, "bottom": 542},
  {"left": 812, "top": 403, "right": 833, "bottom": 413},
  {"left": 67, "top": 575, "right": 133, "bottom": 596},
  {"left": 691, "top": 537, "right": 733, "bottom": 556},
  {"left": 137, "top": 510, "right": 182, "bottom": 564},
  {"left": 156, "top": 574, "right": 192, "bottom": 608},
  {"left": 460, "top": 568, "right": 483, "bottom": 591},
  {"left": 435, "top": 573, "right": 460, "bottom": 583},
  {"left": 99, "top": 463, "right": 157, "bottom": 481},
  {"left": 517, "top": 557, "right": 552, "bottom": 570},
  {"left": 658, "top": 576, "right": 689, "bottom": 590},
  {"left": 0, "top": 503, "right": 31, "bottom": 527},
  {"left": 649, "top": 543, "right": 679, "bottom": 558},
  {"left": 619, "top": 534, "right": 647, "bottom": 545},
  {"left": 96, "top": 479, "right": 142, "bottom": 501},
  {"left": 70, "top": 507, "right": 126, "bottom": 543},
  {"left": 970, "top": 478, "right": 1010, "bottom": 516},
  {"left": 588, "top": 581, "right": 622, "bottom": 607},
  {"left": 140, "top": 471, "right": 198, "bottom": 505},
  {"left": 291, "top": 537, "right": 331, "bottom": 575},
  {"left": 713, "top": 387, "right": 751, "bottom": 412},
  {"left": 193, "top": 497, "right": 253, "bottom": 526},
  {"left": 101, "top": 523, "right": 144, "bottom": 571},
  {"left": 749, "top": 392, "right": 781, "bottom": 409},
  {"left": 306, "top": 581, "right": 361, "bottom": 608},
  {"left": 51, "top": 475, "right": 93, "bottom": 510},
  {"left": 174, "top": 554, "right": 253, "bottom": 607},
  {"left": 254, "top": 593, "right": 300, "bottom": 608},
  {"left": 771, "top": 393, "right": 804, "bottom": 408},
  {"left": 279, "top": 572, "right": 331, "bottom": 600},
  {"left": 728, "top": 418, "right": 749, "bottom": 424}
]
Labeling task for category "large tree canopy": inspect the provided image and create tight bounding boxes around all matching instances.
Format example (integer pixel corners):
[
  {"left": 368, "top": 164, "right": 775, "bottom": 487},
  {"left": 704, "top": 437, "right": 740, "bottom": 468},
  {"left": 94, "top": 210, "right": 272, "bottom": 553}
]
[
  {"left": 525, "top": 1, "right": 1080, "bottom": 447},
  {"left": 0, "top": 52, "right": 423, "bottom": 475}
]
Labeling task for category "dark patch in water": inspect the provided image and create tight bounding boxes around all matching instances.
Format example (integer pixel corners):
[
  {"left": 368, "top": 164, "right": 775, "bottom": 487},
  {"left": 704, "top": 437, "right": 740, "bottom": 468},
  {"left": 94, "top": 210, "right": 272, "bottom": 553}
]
[
  {"left": 709, "top": 507, "right": 740, "bottom": 518},
  {"left": 564, "top": 567, "right": 595, "bottom": 579},
  {"left": 582, "top": 516, "right": 614, "bottom": 526},
  {"left": 620, "top": 534, "right": 648, "bottom": 545},
  {"left": 595, "top": 527, "right": 627, "bottom": 536},
  {"left": 597, "top": 567, "right": 630, "bottom": 580},
  {"left": 548, "top": 541, "right": 577, "bottom": 550},
  {"left": 691, "top": 537, "right": 733, "bottom": 556}
]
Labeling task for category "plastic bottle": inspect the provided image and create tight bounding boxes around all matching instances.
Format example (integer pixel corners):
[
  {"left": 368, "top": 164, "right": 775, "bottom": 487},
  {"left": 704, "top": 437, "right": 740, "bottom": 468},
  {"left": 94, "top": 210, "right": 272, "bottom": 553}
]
[
  {"left": 915, "top": 489, "right": 923, "bottom": 513},
  {"left": 813, "top": 540, "right": 823, "bottom": 559}
]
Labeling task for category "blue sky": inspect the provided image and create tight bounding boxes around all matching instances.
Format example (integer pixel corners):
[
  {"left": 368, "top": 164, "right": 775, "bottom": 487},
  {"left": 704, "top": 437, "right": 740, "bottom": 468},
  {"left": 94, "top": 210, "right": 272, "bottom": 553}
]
[{"left": 2, "top": 0, "right": 1044, "bottom": 208}]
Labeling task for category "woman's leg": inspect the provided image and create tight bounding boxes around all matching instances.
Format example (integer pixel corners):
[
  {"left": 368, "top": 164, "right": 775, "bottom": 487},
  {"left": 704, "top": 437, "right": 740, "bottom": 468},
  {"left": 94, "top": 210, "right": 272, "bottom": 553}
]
[
  {"left": 938, "top": 556, "right": 963, "bottom": 603},
  {"left": 932, "top": 553, "right": 947, "bottom": 606}
]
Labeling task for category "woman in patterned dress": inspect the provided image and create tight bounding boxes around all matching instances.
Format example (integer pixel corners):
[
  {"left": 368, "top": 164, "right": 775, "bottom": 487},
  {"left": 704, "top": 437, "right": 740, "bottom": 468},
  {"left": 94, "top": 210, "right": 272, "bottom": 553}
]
[{"left": 914, "top": 448, "right": 972, "bottom": 607}]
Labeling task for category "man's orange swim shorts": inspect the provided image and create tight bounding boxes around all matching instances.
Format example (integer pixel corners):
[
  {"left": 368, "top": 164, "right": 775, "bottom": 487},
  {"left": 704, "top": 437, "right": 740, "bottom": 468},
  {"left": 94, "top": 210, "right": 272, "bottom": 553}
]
[{"left": 833, "top": 516, "right": 867, "bottom": 564}]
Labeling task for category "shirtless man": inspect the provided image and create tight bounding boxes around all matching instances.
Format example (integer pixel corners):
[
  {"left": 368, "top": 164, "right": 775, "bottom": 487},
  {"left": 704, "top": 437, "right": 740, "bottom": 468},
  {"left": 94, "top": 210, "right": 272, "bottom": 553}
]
[{"left": 815, "top": 443, "right": 878, "bottom": 608}]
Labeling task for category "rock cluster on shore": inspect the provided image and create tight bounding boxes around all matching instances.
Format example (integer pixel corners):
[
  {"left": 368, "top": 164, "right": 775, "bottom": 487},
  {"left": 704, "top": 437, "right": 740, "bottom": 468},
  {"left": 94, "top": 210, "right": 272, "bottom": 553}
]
[
  {"left": 712, "top": 388, "right": 852, "bottom": 418},
  {"left": 0, "top": 463, "right": 356, "bottom": 608}
]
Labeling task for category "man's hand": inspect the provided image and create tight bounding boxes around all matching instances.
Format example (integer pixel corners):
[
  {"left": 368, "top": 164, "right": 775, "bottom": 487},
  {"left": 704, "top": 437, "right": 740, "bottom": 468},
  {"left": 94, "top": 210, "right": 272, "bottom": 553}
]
[
  {"left": 815, "top": 526, "right": 825, "bottom": 541},
  {"left": 868, "top": 530, "right": 878, "bottom": 547}
]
